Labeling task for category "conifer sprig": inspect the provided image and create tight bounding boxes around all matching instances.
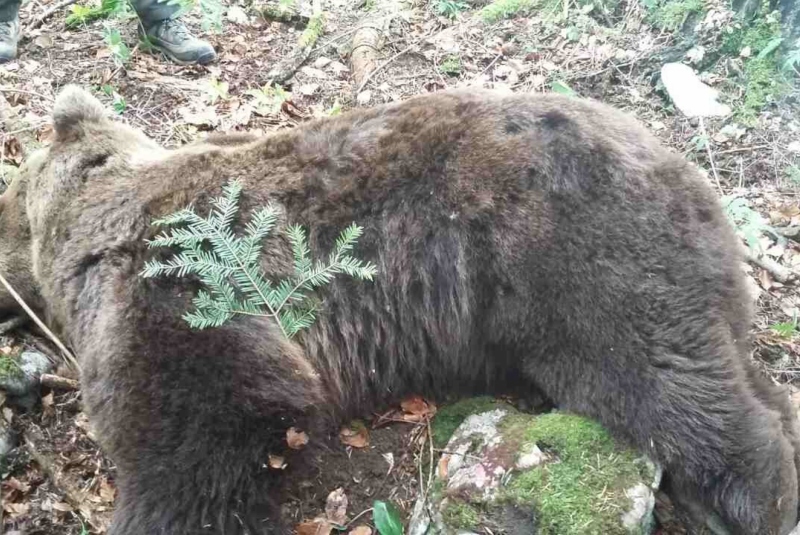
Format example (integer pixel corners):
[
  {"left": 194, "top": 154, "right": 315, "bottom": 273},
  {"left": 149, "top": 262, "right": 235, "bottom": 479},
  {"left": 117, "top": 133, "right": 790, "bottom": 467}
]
[{"left": 140, "top": 180, "right": 377, "bottom": 338}]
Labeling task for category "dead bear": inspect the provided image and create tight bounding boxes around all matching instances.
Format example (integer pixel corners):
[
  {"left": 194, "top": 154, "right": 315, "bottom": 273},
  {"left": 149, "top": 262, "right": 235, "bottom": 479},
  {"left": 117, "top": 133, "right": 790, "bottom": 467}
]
[{"left": 0, "top": 85, "right": 798, "bottom": 535}]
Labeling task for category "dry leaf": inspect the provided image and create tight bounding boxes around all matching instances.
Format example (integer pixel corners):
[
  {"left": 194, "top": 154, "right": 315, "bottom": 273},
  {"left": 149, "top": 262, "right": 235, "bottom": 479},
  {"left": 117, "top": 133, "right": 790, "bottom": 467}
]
[
  {"left": 4, "top": 501, "right": 30, "bottom": 517},
  {"left": 2, "top": 135, "right": 23, "bottom": 165},
  {"left": 37, "top": 124, "right": 55, "bottom": 144},
  {"left": 399, "top": 395, "right": 437, "bottom": 421},
  {"left": 759, "top": 269, "right": 774, "bottom": 290},
  {"left": 42, "top": 392, "right": 54, "bottom": 409},
  {"left": 99, "top": 478, "right": 117, "bottom": 503},
  {"left": 268, "top": 454, "right": 287, "bottom": 470},
  {"left": 296, "top": 518, "right": 334, "bottom": 535},
  {"left": 3, "top": 406, "right": 13, "bottom": 423},
  {"left": 4, "top": 476, "right": 31, "bottom": 493},
  {"left": 339, "top": 421, "right": 369, "bottom": 448},
  {"left": 52, "top": 501, "right": 73, "bottom": 512},
  {"left": 324, "top": 487, "right": 348, "bottom": 525},
  {"left": 349, "top": 527, "right": 372, "bottom": 535},
  {"left": 286, "top": 427, "right": 309, "bottom": 450}
]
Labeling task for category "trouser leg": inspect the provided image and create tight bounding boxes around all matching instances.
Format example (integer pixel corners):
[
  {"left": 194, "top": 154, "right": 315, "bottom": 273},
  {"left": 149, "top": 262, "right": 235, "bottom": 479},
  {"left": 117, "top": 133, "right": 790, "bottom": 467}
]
[
  {"left": 0, "top": 0, "right": 20, "bottom": 22},
  {"left": 129, "top": 0, "right": 181, "bottom": 24}
]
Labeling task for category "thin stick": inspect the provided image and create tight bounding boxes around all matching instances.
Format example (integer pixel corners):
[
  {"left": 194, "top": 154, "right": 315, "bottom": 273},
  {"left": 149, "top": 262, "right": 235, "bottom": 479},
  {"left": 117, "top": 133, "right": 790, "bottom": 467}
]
[
  {"left": 0, "top": 88, "right": 55, "bottom": 101},
  {"left": 2, "top": 123, "right": 49, "bottom": 137},
  {"left": 27, "top": 0, "right": 79, "bottom": 29},
  {"left": 698, "top": 117, "right": 722, "bottom": 195},
  {"left": 356, "top": 44, "right": 414, "bottom": 94},
  {"left": 40, "top": 373, "right": 80, "bottom": 391},
  {"left": 0, "top": 272, "right": 80, "bottom": 370}
]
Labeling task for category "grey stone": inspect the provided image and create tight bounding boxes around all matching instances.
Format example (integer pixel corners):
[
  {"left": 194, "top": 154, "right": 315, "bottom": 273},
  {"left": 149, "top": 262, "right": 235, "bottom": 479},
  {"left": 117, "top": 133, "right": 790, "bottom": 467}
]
[
  {"left": 413, "top": 405, "right": 658, "bottom": 535},
  {"left": 0, "top": 350, "right": 53, "bottom": 396}
]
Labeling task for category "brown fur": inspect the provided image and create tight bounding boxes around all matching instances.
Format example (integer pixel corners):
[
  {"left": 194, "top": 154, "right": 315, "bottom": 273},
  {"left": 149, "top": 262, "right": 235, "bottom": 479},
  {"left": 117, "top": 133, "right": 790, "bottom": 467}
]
[{"left": 1, "top": 85, "right": 799, "bottom": 534}]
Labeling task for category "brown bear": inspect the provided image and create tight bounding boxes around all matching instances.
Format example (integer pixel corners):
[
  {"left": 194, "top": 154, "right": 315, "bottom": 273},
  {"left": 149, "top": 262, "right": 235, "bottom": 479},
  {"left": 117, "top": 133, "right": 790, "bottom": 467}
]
[{"left": 0, "top": 85, "right": 798, "bottom": 535}]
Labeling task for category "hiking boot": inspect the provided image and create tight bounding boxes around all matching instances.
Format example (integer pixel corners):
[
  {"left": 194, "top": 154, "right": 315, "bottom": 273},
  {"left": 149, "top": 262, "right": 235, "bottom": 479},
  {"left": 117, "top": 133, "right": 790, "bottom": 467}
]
[
  {"left": 0, "top": 17, "right": 20, "bottom": 63},
  {"left": 140, "top": 18, "right": 216, "bottom": 65}
]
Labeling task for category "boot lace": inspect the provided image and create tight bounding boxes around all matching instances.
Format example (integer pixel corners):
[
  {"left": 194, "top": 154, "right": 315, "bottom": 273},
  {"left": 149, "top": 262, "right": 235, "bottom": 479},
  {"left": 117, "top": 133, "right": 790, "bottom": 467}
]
[{"left": 158, "top": 19, "right": 191, "bottom": 42}]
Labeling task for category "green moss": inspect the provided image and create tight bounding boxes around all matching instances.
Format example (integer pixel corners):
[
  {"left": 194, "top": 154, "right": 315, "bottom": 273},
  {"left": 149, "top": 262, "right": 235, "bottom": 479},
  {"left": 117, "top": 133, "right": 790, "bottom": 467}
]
[
  {"left": 647, "top": 0, "right": 705, "bottom": 31},
  {"left": 737, "top": 56, "right": 788, "bottom": 124},
  {"left": 298, "top": 11, "right": 325, "bottom": 48},
  {"left": 0, "top": 352, "right": 21, "bottom": 381},
  {"left": 501, "top": 413, "right": 649, "bottom": 535},
  {"left": 442, "top": 499, "right": 482, "bottom": 529},
  {"left": 431, "top": 397, "right": 507, "bottom": 448},
  {"left": 479, "top": 0, "right": 536, "bottom": 23}
]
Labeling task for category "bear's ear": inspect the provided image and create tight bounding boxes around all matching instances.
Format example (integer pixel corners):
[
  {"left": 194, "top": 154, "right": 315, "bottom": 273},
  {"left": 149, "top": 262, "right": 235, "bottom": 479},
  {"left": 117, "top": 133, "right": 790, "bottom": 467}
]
[{"left": 52, "top": 85, "right": 107, "bottom": 140}]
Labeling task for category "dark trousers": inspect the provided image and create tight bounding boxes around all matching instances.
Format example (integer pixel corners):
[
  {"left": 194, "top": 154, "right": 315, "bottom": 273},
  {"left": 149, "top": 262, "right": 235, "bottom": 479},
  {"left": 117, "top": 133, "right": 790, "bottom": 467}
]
[{"left": 0, "top": 0, "right": 180, "bottom": 23}]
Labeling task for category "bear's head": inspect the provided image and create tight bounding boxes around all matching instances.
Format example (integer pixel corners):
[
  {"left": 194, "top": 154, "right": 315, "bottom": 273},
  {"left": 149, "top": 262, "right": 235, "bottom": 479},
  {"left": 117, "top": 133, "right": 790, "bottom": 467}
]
[{"left": 0, "top": 85, "right": 164, "bottom": 320}]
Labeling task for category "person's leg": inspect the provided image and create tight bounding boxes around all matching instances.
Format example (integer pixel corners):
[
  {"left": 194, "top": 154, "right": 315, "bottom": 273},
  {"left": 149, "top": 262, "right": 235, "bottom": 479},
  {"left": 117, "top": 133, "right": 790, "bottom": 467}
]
[
  {"left": 130, "top": 0, "right": 216, "bottom": 65},
  {"left": 0, "top": 0, "right": 21, "bottom": 63}
]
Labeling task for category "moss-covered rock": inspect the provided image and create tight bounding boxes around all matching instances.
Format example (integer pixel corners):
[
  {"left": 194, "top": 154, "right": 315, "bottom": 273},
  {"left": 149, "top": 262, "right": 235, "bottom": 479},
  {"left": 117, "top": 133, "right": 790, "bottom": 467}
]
[{"left": 412, "top": 402, "right": 659, "bottom": 535}]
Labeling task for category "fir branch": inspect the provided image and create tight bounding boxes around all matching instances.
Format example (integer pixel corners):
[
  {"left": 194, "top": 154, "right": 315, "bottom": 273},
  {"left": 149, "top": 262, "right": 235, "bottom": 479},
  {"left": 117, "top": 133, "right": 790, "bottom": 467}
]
[{"left": 140, "top": 179, "right": 377, "bottom": 338}]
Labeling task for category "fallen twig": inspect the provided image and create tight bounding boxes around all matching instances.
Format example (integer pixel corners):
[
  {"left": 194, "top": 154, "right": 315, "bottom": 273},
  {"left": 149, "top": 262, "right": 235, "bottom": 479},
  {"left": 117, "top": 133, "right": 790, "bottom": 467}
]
[
  {"left": 266, "top": 0, "right": 324, "bottom": 84},
  {"left": 356, "top": 43, "right": 413, "bottom": 94},
  {"left": 0, "top": 272, "right": 80, "bottom": 370},
  {"left": 746, "top": 249, "right": 796, "bottom": 284},
  {"left": 40, "top": 373, "right": 80, "bottom": 391},
  {"left": 28, "top": 0, "right": 79, "bottom": 30}
]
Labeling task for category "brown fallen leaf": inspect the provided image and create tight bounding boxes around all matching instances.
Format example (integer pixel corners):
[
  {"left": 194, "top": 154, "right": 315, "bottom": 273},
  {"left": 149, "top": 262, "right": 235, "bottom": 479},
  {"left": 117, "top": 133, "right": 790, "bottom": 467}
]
[
  {"left": 2, "top": 135, "right": 24, "bottom": 165},
  {"left": 52, "top": 501, "right": 73, "bottom": 512},
  {"left": 400, "top": 395, "right": 437, "bottom": 420},
  {"left": 4, "top": 501, "right": 30, "bottom": 517},
  {"left": 295, "top": 518, "right": 333, "bottom": 535},
  {"left": 339, "top": 421, "right": 369, "bottom": 448},
  {"left": 324, "top": 487, "right": 348, "bottom": 525},
  {"left": 349, "top": 526, "right": 372, "bottom": 535},
  {"left": 287, "top": 427, "right": 309, "bottom": 450},
  {"left": 268, "top": 454, "right": 287, "bottom": 470},
  {"left": 37, "top": 124, "right": 55, "bottom": 144},
  {"left": 99, "top": 477, "right": 117, "bottom": 503}
]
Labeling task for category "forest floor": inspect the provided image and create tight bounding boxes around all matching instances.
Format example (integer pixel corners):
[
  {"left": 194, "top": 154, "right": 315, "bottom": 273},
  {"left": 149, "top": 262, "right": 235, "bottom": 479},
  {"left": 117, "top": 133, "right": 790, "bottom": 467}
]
[{"left": 1, "top": 0, "right": 800, "bottom": 532}]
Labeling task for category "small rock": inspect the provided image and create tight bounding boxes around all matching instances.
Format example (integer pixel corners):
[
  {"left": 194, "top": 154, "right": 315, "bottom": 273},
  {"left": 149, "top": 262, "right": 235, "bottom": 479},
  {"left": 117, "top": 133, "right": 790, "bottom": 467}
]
[
  {"left": 416, "top": 404, "right": 658, "bottom": 534},
  {"left": 0, "top": 350, "right": 53, "bottom": 397},
  {"left": 314, "top": 57, "right": 332, "bottom": 69}
]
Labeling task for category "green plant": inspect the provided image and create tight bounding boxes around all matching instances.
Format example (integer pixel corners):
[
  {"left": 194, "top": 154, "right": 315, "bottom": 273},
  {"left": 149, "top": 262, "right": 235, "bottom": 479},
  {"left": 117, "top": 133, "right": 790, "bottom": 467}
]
[
  {"left": 205, "top": 78, "right": 231, "bottom": 105},
  {"left": 550, "top": 79, "right": 576, "bottom": 96},
  {"left": 373, "top": 500, "right": 404, "bottom": 535},
  {"left": 785, "top": 164, "right": 800, "bottom": 185},
  {"left": 326, "top": 100, "right": 343, "bottom": 116},
  {"left": 771, "top": 312, "right": 798, "bottom": 338},
  {"left": 246, "top": 85, "right": 291, "bottom": 115},
  {"left": 102, "top": 26, "right": 131, "bottom": 65},
  {"left": 646, "top": 0, "right": 705, "bottom": 31},
  {"left": 721, "top": 195, "right": 782, "bottom": 253},
  {"left": 140, "top": 180, "right": 377, "bottom": 338},
  {"left": 101, "top": 84, "right": 127, "bottom": 114},
  {"left": 438, "top": 55, "right": 462, "bottom": 75},
  {"left": 66, "top": 0, "right": 130, "bottom": 27},
  {"left": 433, "top": 0, "right": 469, "bottom": 18},
  {"left": 479, "top": 0, "right": 535, "bottom": 22}
]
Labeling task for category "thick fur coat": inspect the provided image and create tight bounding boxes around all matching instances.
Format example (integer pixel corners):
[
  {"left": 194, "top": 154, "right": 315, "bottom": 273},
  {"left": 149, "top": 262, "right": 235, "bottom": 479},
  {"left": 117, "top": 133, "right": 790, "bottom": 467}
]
[{"left": 0, "top": 85, "right": 798, "bottom": 534}]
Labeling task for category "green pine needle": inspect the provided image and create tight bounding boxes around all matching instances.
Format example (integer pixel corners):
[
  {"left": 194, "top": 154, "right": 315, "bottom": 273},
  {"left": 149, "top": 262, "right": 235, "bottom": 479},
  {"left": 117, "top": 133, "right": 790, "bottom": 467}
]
[{"left": 140, "top": 179, "right": 377, "bottom": 338}]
